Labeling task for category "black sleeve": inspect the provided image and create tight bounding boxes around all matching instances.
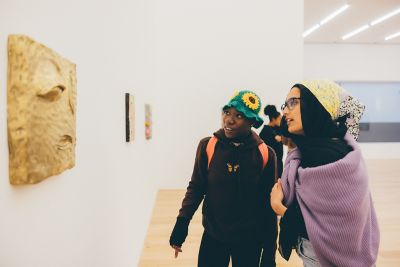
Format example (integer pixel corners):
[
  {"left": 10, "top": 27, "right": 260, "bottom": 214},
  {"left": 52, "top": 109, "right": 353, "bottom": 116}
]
[
  {"left": 177, "top": 138, "right": 209, "bottom": 220},
  {"left": 259, "top": 126, "right": 276, "bottom": 147},
  {"left": 278, "top": 201, "right": 302, "bottom": 260},
  {"left": 260, "top": 146, "right": 278, "bottom": 266}
]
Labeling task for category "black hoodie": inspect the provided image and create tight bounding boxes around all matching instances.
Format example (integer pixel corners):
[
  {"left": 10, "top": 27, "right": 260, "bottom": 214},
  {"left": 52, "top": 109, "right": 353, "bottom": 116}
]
[{"left": 178, "top": 129, "right": 278, "bottom": 258}]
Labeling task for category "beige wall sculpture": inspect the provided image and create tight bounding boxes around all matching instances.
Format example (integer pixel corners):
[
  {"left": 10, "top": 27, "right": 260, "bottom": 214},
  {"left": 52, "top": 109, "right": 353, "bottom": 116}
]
[{"left": 7, "top": 35, "right": 77, "bottom": 185}]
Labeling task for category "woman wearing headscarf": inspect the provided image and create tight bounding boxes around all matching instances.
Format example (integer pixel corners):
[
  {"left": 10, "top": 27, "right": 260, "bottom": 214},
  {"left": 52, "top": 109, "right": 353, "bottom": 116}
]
[{"left": 270, "top": 80, "right": 380, "bottom": 267}]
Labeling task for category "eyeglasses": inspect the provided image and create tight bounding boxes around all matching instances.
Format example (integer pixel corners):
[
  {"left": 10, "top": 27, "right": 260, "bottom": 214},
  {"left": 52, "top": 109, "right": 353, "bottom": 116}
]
[{"left": 281, "top": 97, "right": 301, "bottom": 111}]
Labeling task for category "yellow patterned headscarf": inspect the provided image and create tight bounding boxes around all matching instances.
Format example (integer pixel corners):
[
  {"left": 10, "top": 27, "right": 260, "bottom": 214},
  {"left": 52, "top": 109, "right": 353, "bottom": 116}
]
[
  {"left": 300, "top": 80, "right": 342, "bottom": 120},
  {"left": 298, "top": 80, "right": 365, "bottom": 140}
]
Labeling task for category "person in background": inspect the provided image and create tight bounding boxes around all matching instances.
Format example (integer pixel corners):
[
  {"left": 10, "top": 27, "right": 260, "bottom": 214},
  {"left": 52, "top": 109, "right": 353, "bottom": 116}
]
[
  {"left": 260, "top": 105, "right": 283, "bottom": 177},
  {"left": 270, "top": 80, "right": 380, "bottom": 267},
  {"left": 169, "top": 90, "right": 278, "bottom": 267}
]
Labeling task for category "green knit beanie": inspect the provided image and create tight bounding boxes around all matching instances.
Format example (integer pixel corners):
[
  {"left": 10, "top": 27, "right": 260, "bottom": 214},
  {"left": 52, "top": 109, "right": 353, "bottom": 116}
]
[{"left": 222, "top": 90, "right": 264, "bottom": 128}]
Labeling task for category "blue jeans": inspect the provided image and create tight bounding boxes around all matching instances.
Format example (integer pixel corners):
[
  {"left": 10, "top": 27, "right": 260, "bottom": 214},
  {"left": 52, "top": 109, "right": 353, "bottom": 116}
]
[{"left": 296, "top": 237, "right": 321, "bottom": 267}]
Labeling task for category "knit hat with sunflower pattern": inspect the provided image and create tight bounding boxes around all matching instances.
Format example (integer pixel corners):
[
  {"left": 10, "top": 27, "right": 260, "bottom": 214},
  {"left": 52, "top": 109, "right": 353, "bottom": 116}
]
[{"left": 223, "top": 90, "right": 264, "bottom": 128}]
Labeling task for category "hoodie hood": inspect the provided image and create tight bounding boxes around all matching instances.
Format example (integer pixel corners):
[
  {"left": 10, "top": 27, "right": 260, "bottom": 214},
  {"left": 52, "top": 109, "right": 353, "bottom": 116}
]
[{"left": 213, "top": 128, "right": 263, "bottom": 149}]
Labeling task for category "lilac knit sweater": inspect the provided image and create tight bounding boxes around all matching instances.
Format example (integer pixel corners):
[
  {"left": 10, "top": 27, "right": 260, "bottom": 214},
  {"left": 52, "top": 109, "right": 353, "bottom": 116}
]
[{"left": 281, "top": 133, "right": 380, "bottom": 267}]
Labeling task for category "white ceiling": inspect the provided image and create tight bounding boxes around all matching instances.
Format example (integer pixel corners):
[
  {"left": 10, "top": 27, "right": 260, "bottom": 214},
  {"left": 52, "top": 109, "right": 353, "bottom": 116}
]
[{"left": 304, "top": 0, "right": 400, "bottom": 44}]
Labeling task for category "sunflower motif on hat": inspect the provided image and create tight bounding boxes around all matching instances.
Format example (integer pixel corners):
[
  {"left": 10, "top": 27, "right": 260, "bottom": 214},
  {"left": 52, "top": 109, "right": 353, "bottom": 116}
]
[{"left": 242, "top": 92, "right": 260, "bottom": 111}]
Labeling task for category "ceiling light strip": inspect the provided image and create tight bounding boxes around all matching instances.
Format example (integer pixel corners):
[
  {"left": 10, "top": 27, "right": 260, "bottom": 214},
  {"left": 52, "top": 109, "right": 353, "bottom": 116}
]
[
  {"left": 342, "top": 7, "right": 400, "bottom": 40},
  {"left": 303, "top": 24, "right": 320, "bottom": 37},
  {"left": 371, "top": 7, "right": 400, "bottom": 26},
  {"left": 342, "top": 24, "right": 370, "bottom": 40},
  {"left": 303, "top": 4, "right": 350, "bottom": 38},
  {"left": 320, "top": 4, "right": 350, "bottom": 25},
  {"left": 385, "top": 31, "right": 400, "bottom": 41}
]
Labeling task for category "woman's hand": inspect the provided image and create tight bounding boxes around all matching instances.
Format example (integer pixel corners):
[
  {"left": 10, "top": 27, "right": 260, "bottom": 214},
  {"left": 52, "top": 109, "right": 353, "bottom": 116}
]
[
  {"left": 172, "top": 245, "right": 182, "bottom": 258},
  {"left": 275, "top": 135, "right": 282, "bottom": 143},
  {"left": 270, "top": 179, "right": 287, "bottom": 216},
  {"left": 169, "top": 217, "right": 189, "bottom": 258}
]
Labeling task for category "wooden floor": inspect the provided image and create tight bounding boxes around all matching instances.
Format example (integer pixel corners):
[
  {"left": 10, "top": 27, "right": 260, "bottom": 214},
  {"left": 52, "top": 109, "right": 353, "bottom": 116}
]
[{"left": 139, "top": 160, "right": 400, "bottom": 267}]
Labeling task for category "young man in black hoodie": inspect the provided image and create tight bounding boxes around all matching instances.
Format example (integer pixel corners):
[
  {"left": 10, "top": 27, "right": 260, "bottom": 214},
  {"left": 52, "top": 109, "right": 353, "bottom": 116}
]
[{"left": 169, "top": 90, "right": 278, "bottom": 267}]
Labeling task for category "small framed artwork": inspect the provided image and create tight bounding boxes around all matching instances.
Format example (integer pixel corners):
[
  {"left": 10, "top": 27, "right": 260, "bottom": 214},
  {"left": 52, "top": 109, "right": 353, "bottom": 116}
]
[
  {"left": 145, "top": 104, "right": 152, "bottom": 140},
  {"left": 125, "top": 93, "right": 135, "bottom": 142}
]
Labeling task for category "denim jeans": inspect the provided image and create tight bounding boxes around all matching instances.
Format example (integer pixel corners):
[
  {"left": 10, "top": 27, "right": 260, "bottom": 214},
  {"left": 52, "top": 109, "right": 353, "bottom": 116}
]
[
  {"left": 296, "top": 237, "right": 378, "bottom": 267},
  {"left": 296, "top": 237, "right": 321, "bottom": 267}
]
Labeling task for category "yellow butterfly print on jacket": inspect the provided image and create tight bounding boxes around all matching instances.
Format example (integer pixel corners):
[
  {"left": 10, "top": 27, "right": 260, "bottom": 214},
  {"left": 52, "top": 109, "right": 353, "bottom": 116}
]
[{"left": 227, "top": 163, "right": 239, "bottom": 173}]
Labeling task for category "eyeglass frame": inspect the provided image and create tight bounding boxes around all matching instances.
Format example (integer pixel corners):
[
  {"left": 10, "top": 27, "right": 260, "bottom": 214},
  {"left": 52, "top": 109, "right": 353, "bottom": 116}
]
[{"left": 281, "top": 97, "right": 301, "bottom": 111}]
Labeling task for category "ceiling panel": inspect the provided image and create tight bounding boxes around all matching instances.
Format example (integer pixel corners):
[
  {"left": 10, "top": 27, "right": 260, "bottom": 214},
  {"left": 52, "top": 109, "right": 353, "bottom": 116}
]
[{"left": 304, "top": 0, "right": 400, "bottom": 44}]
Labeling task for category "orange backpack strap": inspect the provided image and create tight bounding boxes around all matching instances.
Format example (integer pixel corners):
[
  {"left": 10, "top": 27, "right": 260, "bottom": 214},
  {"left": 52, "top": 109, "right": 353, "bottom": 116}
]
[
  {"left": 206, "top": 136, "right": 218, "bottom": 169},
  {"left": 207, "top": 136, "right": 269, "bottom": 171},
  {"left": 258, "top": 142, "right": 269, "bottom": 171}
]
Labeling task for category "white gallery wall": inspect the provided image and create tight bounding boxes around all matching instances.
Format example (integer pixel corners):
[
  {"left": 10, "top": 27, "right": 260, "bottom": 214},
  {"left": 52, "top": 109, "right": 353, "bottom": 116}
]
[
  {"left": 304, "top": 44, "right": 400, "bottom": 82},
  {"left": 0, "top": 0, "right": 303, "bottom": 266},
  {"left": 304, "top": 44, "right": 400, "bottom": 159}
]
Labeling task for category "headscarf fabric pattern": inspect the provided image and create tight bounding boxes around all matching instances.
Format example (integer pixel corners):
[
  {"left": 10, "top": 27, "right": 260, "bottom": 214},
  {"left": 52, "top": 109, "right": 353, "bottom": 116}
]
[{"left": 299, "top": 80, "right": 365, "bottom": 141}]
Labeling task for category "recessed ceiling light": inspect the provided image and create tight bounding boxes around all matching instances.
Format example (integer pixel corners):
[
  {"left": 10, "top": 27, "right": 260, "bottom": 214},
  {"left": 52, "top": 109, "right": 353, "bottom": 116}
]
[
  {"left": 342, "top": 7, "right": 400, "bottom": 40},
  {"left": 320, "top": 4, "right": 350, "bottom": 25},
  {"left": 371, "top": 7, "right": 400, "bottom": 26},
  {"left": 342, "top": 25, "right": 370, "bottom": 40},
  {"left": 303, "top": 4, "right": 350, "bottom": 38},
  {"left": 303, "top": 24, "right": 320, "bottom": 38},
  {"left": 385, "top": 31, "right": 400, "bottom": 41}
]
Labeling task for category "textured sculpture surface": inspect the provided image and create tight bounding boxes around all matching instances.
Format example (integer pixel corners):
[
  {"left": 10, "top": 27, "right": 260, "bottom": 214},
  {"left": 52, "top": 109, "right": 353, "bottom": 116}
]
[{"left": 7, "top": 35, "right": 77, "bottom": 185}]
